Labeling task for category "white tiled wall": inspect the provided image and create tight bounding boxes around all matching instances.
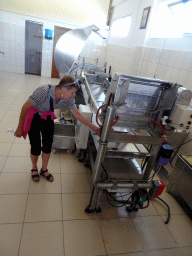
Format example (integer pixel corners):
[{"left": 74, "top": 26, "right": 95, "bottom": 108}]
[
  {"left": 130, "top": 46, "right": 192, "bottom": 91},
  {"left": 0, "top": 18, "right": 55, "bottom": 77},
  {"left": 0, "top": 10, "right": 107, "bottom": 78},
  {"left": 0, "top": 22, "right": 25, "bottom": 74}
]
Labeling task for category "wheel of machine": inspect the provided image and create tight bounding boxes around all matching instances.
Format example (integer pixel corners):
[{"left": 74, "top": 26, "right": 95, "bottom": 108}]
[
  {"left": 126, "top": 206, "right": 133, "bottom": 212},
  {"left": 85, "top": 206, "right": 94, "bottom": 214},
  {"left": 67, "top": 149, "right": 72, "bottom": 154},
  {"left": 95, "top": 207, "right": 102, "bottom": 213},
  {"left": 133, "top": 205, "right": 139, "bottom": 212}
]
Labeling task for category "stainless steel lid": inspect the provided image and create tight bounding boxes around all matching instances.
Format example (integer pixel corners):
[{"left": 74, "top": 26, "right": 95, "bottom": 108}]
[{"left": 54, "top": 25, "right": 100, "bottom": 78}]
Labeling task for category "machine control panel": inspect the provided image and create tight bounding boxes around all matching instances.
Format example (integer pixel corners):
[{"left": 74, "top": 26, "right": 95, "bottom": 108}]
[{"left": 171, "top": 105, "right": 192, "bottom": 130}]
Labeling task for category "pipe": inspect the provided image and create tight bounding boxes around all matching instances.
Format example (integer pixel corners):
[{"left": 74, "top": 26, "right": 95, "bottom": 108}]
[{"left": 95, "top": 182, "right": 153, "bottom": 189}]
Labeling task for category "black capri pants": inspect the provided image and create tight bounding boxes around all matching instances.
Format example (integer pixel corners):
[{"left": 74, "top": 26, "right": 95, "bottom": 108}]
[{"left": 28, "top": 113, "right": 54, "bottom": 156}]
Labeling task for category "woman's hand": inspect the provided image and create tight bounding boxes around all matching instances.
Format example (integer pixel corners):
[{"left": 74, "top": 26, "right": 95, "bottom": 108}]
[
  {"left": 92, "top": 125, "right": 101, "bottom": 137},
  {"left": 14, "top": 126, "right": 23, "bottom": 138}
]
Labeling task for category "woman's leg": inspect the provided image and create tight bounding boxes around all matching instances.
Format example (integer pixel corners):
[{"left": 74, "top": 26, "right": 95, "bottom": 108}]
[
  {"left": 40, "top": 117, "right": 54, "bottom": 181},
  {"left": 28, "top": 114, "right": 42, "bottom": 181},
  {"left": 41, "top": 152, "right": 51, "bottom": 171},
  {"left": 30, "top": 154, "right": 39, "bottom": 170}
]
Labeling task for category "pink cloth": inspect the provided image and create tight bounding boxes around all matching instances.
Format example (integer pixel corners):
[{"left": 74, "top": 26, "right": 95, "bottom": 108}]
[{"left": 23, "top": 107, "right": 57, "bottom": 139}]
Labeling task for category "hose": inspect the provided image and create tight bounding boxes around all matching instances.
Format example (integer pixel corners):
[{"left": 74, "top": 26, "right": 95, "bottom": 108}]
[
  {"left": 96, "top": 104, "right": 119, "bottom": 128},
  {"left": 151, "top": 119, "right": 165, "bottom": 135}
]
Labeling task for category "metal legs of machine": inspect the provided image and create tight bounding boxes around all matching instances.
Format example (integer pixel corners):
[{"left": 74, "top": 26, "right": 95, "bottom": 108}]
[{"left": 85, "top": 106, "right": 162, "bottom": 213}]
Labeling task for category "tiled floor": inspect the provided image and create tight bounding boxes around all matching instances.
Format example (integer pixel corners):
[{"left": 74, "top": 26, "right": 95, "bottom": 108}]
[{"left": 0, "top": 71, "right": 192, "bottom": 256}]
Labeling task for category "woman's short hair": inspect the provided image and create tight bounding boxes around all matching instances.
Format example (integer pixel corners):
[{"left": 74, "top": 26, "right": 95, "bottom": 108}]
[{"left": 56, "top": 75, "right": 80, "bottom": 90}]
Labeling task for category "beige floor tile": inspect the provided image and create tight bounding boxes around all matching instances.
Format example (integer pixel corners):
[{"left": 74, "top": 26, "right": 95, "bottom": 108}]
[
  {"left": 87, "top": 173, "right": 93, "bottom": 188},
  {"left": 145, "top": 248, "right": 182, "bottom": 256},
  {"left": 0, "top": 142, "right": 12, "bottom": 156},
  {"left": 5, "top": 109, "right": 21, "bottom": 117},
  {"left": 0, "top": 223, "right": 23, "bottom": 255},
  {"left": 0, "top": 104, "right": 11, "bottom": 110},
  {"left": 162, "top": 215, "right": 192, "bottom": 247},
  {"left": 0, "top": 122, "right": 17, "bottom": 133},
  {"left": 151, "top": 192, "right": 185, "bottom": 215},
  {"left": 108, "top": 253, "right": 146, "bottom": 256},
  {"left": 179, "top": 246, "right": 192, "bottom": 256},
  {"left": 37, "top": 157, "right": 61, "bottom": 173},
  {"left": 0, "top": 155, "right": 7, "bottom": 171},
  {"left": 100, "top": 218, "right": 143, "bottom": 255},
  {"left": 61, "top": 173, "right": 91, "bottom": 193},
  {"left": 19, "top": 221, "right": 64, "bottom": 256},
  {"left": 133, "top": 216, "right": 178, "bottom": 251},
  {"left": 64, "top": 219, "right": 106, "bottom": 256},
  {"left": 8, "top": 104, "right": 23, "bottom": 111},
  {"left": 98, "top": 202, "right": 130, "bottom": 219},
  {"left": 132, "top": 216, "right": 165, "bottom": 227},
  {"left": 29, "top": 174, "right": 61, "bottom": 193},
  {"left": 24, "top": 194, "right": 62, "bottom": 222},
  {"left": 0, "top": 131, "right": 15, "bottom": 143},
  {"left": 2, "top": 156, "right": 32, "bottom": 173},
  {"left": 0, "top": 115, "right": 4, "bottom": 122},
  {"left": 129, "top": 201, "right": 159, "bottom": 217},
  {"left": 50, "top": 149, "right": 60, "bottom": 158},
  {"left": 61, "top": 157, "right": 87, "bottom": 173},
  {"left": 1, "top": 115, "right": 19, "bottom": 124},
  {"left": 0, "top": 194, "right": 28, "bottom": 223},
  {"left": 59, "top": 151, "right": 77, "bottom": 159},
  {"left": 0, "top": 172, "right": 30, "bottom": 194},
  {"left": 0, "top": 109, "right": 8, "bottom": 116},
  {"left": 8, "top": 143, "right": 31, "bottom": 156},
  {"left": 62, "top": 193, "right": 98, "bottom": 220},
  {"left": 14, "top": 136, "right": 30, "bottom": 143}
]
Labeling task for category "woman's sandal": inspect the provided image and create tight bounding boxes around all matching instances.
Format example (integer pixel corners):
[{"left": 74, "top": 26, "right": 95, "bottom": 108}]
[
  {"left": 40, "top": 169, "right": 54, "bottom": 182},
  {"left": 31, "top": 169, "right": 40, "bottom": 182}
]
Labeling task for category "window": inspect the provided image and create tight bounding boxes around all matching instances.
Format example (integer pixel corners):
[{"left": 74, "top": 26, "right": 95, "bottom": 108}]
[
  {"left": 110, "top": 15, "right": 131, "bottom": 37},
  {"left": 150, "top": 0, "right": 192, "bottom": 38},
  {"left": 169, "top": 0, "right": 192, "bottom": 34}
]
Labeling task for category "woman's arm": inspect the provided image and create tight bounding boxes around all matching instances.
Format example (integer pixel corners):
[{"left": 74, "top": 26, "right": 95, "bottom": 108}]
[
  {"left": 70, "top": 108, "right": 100, "bottom": 137},
  {"left": 14, "top": 100, "right": 34, "bottom": 137}
]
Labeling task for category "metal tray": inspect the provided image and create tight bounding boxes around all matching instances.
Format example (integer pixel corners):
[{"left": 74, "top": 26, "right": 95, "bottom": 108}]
[{"left": 52, "top": 123, "right": 76, "bottom": 150}]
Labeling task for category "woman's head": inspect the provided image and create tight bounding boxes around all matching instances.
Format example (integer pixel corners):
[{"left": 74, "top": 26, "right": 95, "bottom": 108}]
[
  {"left": 55, "top": 75, "right": 80, "bottom": 100},
  {"left": 57, "top": 75, "right": 80, "bottom": 90}
]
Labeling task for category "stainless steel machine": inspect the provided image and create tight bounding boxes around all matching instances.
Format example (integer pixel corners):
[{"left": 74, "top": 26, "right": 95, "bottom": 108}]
[
  {"left": 53, "top": 25, "right": 192, "bottom": 216},
  {"left": 81, "top": 73, "right": 191, "bottom": 214}
]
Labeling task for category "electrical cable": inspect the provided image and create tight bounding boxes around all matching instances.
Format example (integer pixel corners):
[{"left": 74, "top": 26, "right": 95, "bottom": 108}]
[
  {"left": 141, "top": 196, "right": 150, "bottom": 209},
  {"left": 101, "top": 163, "right": 108, "bottom": 180},
  {"left": 172, "top": 138, "right": 192, "bottom": 150},
  {"left": 105, "top": 190, "right": 133, "bottom": 207},
  {"left": 148, "top": 164, "right": 161, "bottom": 181},
  {"left": 157, "top": 196, "right": 170, "bottom": 224}
]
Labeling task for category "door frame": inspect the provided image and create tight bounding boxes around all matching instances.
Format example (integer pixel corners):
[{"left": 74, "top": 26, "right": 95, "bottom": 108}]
[{"left": 51, "top": 25, "right": 71, "bottom": 78}]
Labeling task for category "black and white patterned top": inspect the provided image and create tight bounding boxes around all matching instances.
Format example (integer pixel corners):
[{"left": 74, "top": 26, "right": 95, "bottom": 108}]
[{"left": 28, "top": 84, "right": 76, "bottom": 116}]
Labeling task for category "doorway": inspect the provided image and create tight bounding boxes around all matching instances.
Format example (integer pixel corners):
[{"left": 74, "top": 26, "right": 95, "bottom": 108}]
[
  {"left": 51, "top": 26, "right": 71, "bottom": 78},
  {"left": 25, "top": 20, "right": 43, "bottom": 76}
]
